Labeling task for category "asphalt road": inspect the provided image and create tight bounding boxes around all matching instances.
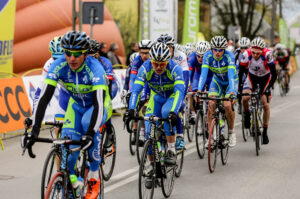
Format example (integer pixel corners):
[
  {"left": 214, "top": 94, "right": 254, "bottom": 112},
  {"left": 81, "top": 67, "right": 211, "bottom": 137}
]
[{"left": 1, "top": 71, "right": 300, "bottom": 199}]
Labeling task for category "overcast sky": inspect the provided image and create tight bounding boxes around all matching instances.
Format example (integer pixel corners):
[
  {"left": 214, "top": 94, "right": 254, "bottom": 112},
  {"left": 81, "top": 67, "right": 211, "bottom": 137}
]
[{"left": 282, "top": 0, "right": 300, "bottom": 25}]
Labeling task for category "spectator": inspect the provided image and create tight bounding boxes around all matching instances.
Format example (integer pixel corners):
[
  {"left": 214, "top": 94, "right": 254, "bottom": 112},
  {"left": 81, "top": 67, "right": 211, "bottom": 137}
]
[
  {"left": 107, "top": 42, "right": 122, "bottom": 67},
  {"left": 99, "top": 41, "right": 108, "bottom": 58},
  {"left": 126, "top": 42, "right": 139, "bottom": 65}
]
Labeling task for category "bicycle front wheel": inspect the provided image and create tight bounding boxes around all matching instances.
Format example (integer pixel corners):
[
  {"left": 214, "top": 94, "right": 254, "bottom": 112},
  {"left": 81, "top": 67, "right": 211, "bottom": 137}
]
[
  {"left": 220, "top": 119, "right": 229, "bottom": 165},
  {"left": 41, "top": 147, "right": 61, "bottom": 199},
  {"left": 253, "top": 110, "right": 260, "bottom": 156},
  {"left": 161, "top": 164, "right": 176, "bottom": 198},
  {"left": 44, "top": 172, "right": 65, "bottom": 199},
  {"left": 101, "top": 126, "right": 117, "bottom": 181},
  {"left": 208, "top": 118, "right": 218, "bottom": 173},
  {"left": 138, "top": 140, "right": 155, "bottom": 199},
  {"left": 129, "top": 120, "right": 137, "bottom": 155},
  {"left": 195, "top": 111, "right": 205, "bottom": 159},
  {"left": 241, "top": 105, "right": 249, "bottom": 142},
  {"left": 136, "top": 120, "right": 144, "bottom": 165},
  {"left": 175, "top": 147, "right": 184, "bottom": 177}
]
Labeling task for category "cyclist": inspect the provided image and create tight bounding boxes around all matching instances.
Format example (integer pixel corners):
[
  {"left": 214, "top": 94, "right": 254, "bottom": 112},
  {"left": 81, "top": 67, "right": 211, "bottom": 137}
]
[
  {"left": 126, "top": 42, "right": 185, "bottom": 169},
  {"left": 33, "top": 36, "right": 68, "bottom": 122},
  {"left": 235, "top": 37, "right": 251, "bottom": 114},
  {"left": 273, "top": 43, "right": 290, "bottom": 92},
  {"left": 157, "top": 34, "right": 189, "bottom": 150},
  {"left": 88, "top": 39, "right": 118, "bottom": 148},
  {"left": 239, "top": 37, "right": 277, "bottom": 145},
  {"left": 126, "top": 40, "right": 153, "bottom": 145},
  {"left": 24, "top": 31, "right": 112, "bottom": 198},
  {"left": 197, "top": 36, "right": 237, "bottom": 147},
  {"left": 189, "top": 41, "right": 213, "bottom": 123}
]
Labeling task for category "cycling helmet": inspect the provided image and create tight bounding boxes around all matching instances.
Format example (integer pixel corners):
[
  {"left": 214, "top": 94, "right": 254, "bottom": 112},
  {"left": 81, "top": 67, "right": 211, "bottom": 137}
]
[
  {"left": 48, "top": 36, "right": 64, "bottom": 59},
  {"left": 174, "top": 43, "right": 182, "bottom": 52},
  {"left": 87, "top": 39, "right": 100, "bottom": 54},
  {"left": 210, "top": 36, "right": 228, "bottom": 49},
  {"left": 275, "top": 43, "right": 284, "bottom": 50},
  {"left": 138, "top": 40, "right": 153, "bottom": 49},
  {"left": 196, "top": 41, "right": 211, "bottom": 55},
  {"left": 238, "top": 37, "right": 250, "bottom": 48},
  {"left": 251, "top": 37, "right": 265, "bottom": 49},
  {"left": 129, "top": 52, "right": 139, "bottom": 63},
  {"left": 157, "top": 34, "right": 175, "bottom": 46},
  {"left": 62, "top": 31, "right": 90, "bottom": 50},
  {"left": 149, "top": 42, "right": 171, "bottom": 62}
]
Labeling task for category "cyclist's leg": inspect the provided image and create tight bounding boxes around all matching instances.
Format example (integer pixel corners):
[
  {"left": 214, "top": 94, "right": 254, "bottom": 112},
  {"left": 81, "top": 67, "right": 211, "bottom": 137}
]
[
  {"left": 225, "top": 80, "right": 237, "bottom": 147},
  {"left": 175, "top": 101, "right": 184, "bottom": 149},
  {"left": 61, "top": 98, "right": 85, "bottom": 175},
  {"left": 207, "top": 79, "right": 219, "bottom": 128},
  {"left": 242, "top": 75, "right": 253, "bottom": 129},
  {"left": 261, "top": 74, "right": 271, "bottom": 144}
]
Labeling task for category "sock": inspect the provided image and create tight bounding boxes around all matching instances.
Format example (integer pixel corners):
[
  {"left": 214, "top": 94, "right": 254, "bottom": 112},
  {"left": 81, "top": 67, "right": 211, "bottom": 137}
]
[
  {"left": 140, "top": 128, "right": 145, "bottom": 136},
  {"left": 168, "top": 142, "right": 176, "bottom": 153},
  {"left": 88, "top": 170, "right": 99, "bottom": 180},
  {"left": 263, "top": 125, "right": 268, "bottom": 135},
  {"left": 229, "top": 129, "right": 234, "bottom": 134},
  {"left": 177, "top": 133, "right": 184, "bottom": 138}
]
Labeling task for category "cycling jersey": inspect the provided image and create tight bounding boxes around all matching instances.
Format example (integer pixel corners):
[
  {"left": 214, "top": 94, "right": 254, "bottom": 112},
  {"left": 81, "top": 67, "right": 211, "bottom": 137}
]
[
  {"left": 129, "top": 55, "right": 150, "bottom": 100},
  {"left": 129, "top": 59, "right": 185, "bottom": 137},
  {"left": 33, "top": 57, "right": 69, "bottom": 121},
  {"left": 188, "top": 52, "right": 213, "bottom": 91},
  {"left": 239, "top": 48, "right": 277, "bottom": 92},
  {"left": 172, "top": 49, "right": 189, "bottom": 94},
  {"left": 273, "top": 49, "right": 289, "bottom": 69},
  {"left": 198, "top": 50, "right": 237, "bottom": 96}
]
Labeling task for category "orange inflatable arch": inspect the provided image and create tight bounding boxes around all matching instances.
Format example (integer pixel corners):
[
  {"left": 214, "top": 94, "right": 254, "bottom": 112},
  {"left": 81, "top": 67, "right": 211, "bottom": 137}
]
[{"left": 14, "top": 0, "right": 125, "bottom": 74}]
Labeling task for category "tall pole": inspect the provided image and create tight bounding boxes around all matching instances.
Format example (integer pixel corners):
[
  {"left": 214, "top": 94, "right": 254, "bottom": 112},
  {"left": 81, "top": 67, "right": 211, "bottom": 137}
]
[{"left": 271, "top": 0, "right": 277, "bottom": 46}]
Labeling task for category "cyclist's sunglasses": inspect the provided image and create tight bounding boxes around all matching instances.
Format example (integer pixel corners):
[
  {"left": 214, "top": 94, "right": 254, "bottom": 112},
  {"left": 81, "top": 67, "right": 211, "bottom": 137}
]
[
  {"left": 240, "top": 47, "right": 248, "bottom": 50},
  {"left": 65, "top": 50, "right": 87, "bottom": 57},
  {"left": 151, "top": 60, "right": 168, "bottom": 68},
  {"left": 251, "top": 51, "right": 262, "bottom": 56},
  {"left": 196, "top": 54, "right": 204, "bottom": 58},
  {"left": 213, "top": 48, "right": 224, "bottom": 52}
]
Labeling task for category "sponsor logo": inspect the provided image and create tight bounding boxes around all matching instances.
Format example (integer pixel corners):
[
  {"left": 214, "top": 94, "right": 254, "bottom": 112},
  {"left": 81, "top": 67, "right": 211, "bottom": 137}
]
[{"left": 0, "top": 0, "right": 9, "bottom": 14}]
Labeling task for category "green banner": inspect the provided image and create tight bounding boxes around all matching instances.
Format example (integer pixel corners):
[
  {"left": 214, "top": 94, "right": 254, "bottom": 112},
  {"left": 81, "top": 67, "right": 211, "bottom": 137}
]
[
  {"left": 182, "top": 0, "right": 199, "bottom": 44},
  {"left": 279, "top": 18, "right": 289, "bottom": 48}
]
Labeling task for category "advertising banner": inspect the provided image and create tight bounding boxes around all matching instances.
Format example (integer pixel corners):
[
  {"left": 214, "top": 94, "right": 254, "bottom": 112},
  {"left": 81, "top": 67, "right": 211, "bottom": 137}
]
[
  {"left": 0, "top": 0, "right": 16, "bottom": 75},
  {"left": 279, "top": 18, "right": 289, "bottom": 48},
  {"left": 141, "top": 0, "right": 150, "bottom": 40},
  {"left": 182, "top": 0, "right": 199, "bottom": 44},
  {"left": 149, "top": 0, "right": 178, "bottom": 41},
  {"left": 0, "top": 77, "right": 31, "bottom": 133}
]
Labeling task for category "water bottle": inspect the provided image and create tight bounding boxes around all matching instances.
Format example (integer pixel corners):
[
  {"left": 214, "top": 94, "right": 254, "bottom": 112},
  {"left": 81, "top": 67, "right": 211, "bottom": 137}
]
[
  {"left": 70, "top": 175, "right": 84, "bottom": 198},
  {"left": 157, "top": 142, "right": 165, "bottom": 163}
]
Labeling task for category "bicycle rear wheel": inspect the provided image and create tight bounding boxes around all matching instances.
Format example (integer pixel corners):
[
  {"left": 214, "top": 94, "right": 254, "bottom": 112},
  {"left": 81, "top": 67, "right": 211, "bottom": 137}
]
[
  {"left": 161, "top": 164, "right": 176, "bottom": 198},
  {"left": 175, "top": 147, "right": 184, "bottom": 177},
  {"left": 129, "top": 121, "right": 136, "bottom": 155},
  {"left": 139, "top": 140, "right": 155, "bottom": 199},
  {"left": 241, "top": 105, "right": 249, "bottom": 142},
  {"left": 220, "top": 119, "right": 229, "bottom": 165},
  {"left": 44, "top": 172, "right": 66, "bottom": 199},
  {"left": 101, "top": 125, "right": 117, "bottom": 181},
  {"left": 195, "top": 111, "right": 205, "bottom": 159},
  {"left": 41, "top": 147, "right": 61, "bottom": 199},
  {"left": 208, "top": 118, "right": 218, "bottom": 173},
  {"left": 136, "top": 120, "right": 144, "bottom": 164}
]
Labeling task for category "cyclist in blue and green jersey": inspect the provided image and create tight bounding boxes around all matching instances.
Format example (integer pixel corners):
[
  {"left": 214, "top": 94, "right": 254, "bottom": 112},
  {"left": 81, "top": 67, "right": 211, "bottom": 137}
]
[
  {"left": 198, "top": 36, "right": 237, "bottom": 147},
  {"left": 26, "top": 31, "right": 112, "bottom": 199},
  {"left": 126, "top": 42, "right": 185, "bottom": 167}
]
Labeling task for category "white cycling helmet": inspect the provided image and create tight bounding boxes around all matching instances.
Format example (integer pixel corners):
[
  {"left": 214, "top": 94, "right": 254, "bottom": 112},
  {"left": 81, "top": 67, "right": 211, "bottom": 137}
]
[
  {"left": 275, "top": 43, "right": 284, "bottom": 50},
  {"left": 157, "top": 34, "right": 175, "bottom": 47},
  {"left": 210, "top": 36, "right": 228, "bottom": 49},
  {"left": 129, "top": 52, "right": 139, "bottom": 63},
  {"left": 139, "top": 39, "right": 153, "bottom": 49},
  {"left": 196, "top": 41, "right": 211, "bottom": 55},
  {"left": 174, "top": 43, "right": 182, "bottom": 52},
  {"left": 251, "top": 37, "right": 265, "bottom": 49},
  {"left": 150, "top": 42, "right": 171, "bottom": 62},
  {"left": 238, "top": 37, "right": 250, "bottom": 48}
]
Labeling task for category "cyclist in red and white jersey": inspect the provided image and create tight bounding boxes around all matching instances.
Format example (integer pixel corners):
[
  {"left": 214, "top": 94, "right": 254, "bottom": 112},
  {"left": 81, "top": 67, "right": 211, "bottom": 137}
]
[{"left": 238, "top": 37, "right": 277, "bottom": 145}]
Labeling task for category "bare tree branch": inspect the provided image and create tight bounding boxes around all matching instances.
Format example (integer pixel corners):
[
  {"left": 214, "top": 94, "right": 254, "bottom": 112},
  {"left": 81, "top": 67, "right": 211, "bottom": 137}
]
[
  {"left": 251, "top": 0, "right": 267, "bottom": 37},
  {"left": 229, "top": 0, "right": 236, "bottom": 25}
]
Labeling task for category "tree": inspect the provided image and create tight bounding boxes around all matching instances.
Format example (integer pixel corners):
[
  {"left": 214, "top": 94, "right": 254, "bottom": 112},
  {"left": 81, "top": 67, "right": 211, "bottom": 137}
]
[{"left": 210, "top": 0, "right": 271, "bottom": 39}]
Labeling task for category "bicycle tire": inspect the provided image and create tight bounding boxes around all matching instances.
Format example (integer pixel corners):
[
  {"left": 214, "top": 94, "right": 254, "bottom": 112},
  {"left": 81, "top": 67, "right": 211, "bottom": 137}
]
[
  {"left": 129, "top": 121, "right": 136, "bottom": 155},
  {"left": 138, "top": 140, "right": 155, "bottom": 199},
  {"left": 41, "top": 147, "right": 61, "bottom": 199},
  {"left": 252, "top": 109, "right": 260, "bottom": 156},
  {"left": 161, "top": 164, "right": 176, "bottom": 198},
  {"left": 136, "top": 120, "right": 144, "bottom": 165},
  {"left": 241, "top": 105, "right": 248, "bottom": 142},
  {"left": 101, "top": 125, "right": 117, "bottom": 181},
  {"left": 208, "top": 118, "right": 218, "bottom": 173},
  {"left": 220, "top": 119, "right": 229, "bottom": 165},
  {"left": 195, "top": 111, "right": 205, "bottom": 159},
  {"left": 44, "top": 172, "right": 66, "bottom": 199},
  {"left": 175, "top": 147, "right": 184, "bottom": 177},
  {"left": 183, "top": 111, "right": 191, "bottom": 142}
]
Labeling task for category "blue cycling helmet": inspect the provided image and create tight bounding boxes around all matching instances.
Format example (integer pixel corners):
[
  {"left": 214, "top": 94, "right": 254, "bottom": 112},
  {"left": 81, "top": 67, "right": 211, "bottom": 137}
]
[
  {"left": 157, "top": 34, "right": 175, "bottom": 47},
  {"left": 49, "top": 36, "right": 64, "bottom": 59},
  {"left": 62, "top": 31, "right": 90, "bottom": 51}
]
